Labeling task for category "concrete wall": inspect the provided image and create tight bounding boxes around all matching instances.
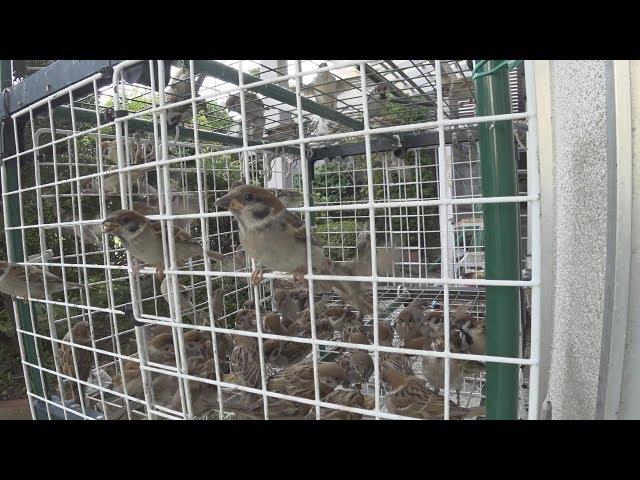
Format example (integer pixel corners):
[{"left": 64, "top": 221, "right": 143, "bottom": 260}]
[{"left": 546, "top": 61, "right": 609, "bottom": 419}]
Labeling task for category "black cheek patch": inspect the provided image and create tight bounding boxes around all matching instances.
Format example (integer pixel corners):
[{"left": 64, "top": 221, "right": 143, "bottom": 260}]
[{"left": 252, "top": 207, "right": 270, "bottom": 220}]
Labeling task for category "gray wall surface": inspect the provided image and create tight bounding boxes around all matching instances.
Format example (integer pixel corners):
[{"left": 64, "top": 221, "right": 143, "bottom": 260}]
[{"left": 547, "top": 61, "right": 609, "bottom": 419}]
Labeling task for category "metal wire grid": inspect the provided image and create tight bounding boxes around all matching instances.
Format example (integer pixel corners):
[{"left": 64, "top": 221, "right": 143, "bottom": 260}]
[{"left": 1, "top": 60, "right": 539, "bottom": 420}]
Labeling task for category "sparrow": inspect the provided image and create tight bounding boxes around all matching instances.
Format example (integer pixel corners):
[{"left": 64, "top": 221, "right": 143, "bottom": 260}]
[
  {"left": 160, "top": 276, "right": 194, "bottom": 315},
  {"left": 202, "top": 330, "right": 233, "bottom": 374},
  {"left": 461, "top": 269, "right": 485, "bottom": 279},
  {"left": 273, "top": 288, "right": 308, "bottom": 325},
  {"left": 336, "top": 349, "right": 374, "bottom": 386},
  {"left": 168, "top": 357, "right": 219, "bottom": 416},
  {"left": 246, "top": 361, "right": 349, "bottom": 418},
  {"left": 0, "top": 261, "right": 83, "bottom": 300},
  {"left": 394, "top": 307, "right": 426, "bottom": 343},
  {"left": 262, "top": 312, "right": 312, "bottom": 368},
  {"left": 366, "top": 82, "right": 390, "bottom": 121},
  {"left": 102, "top": 209, "right": 225, "bottom": 277},
  {"left": 229, "top": 333, "right": 262, "bottom": 398},
  {"left": 212, "top": 287, "right": 225, "bottom": 322},
  {"left": 420, "top": 329, "right": 467, "bottom": 403},
  {"left": 225, "top": 91, "right": 265, "bottom": 141},
  {"left": 306, "top": 387, "right": 366, "bottom": 420},
  {"left": 165, "top": 66, "right": 208, "bottom": 130},
  {"left": 59, "top": 321, "right": 93, "bottom": 404},
  {"left": 381, "top": 367, "right": 484, "bottom": 420},
  {"left": 235, "top": 308, "right": 257, "bottom": 332},
  {"left": 218, "top": 248, "right": 248, "bottom": 272},
  {"left": 130, "top": 194, "right": 201, "bottom": 232},
  {"left": 324, "top": 305, "right": 358, "bottom": 331},
  {"left": 214, "top": 185, "right": 332, "bottom": 287},
  {"left": 452, "top": 311, "right": 486, "bottom": 356},
  {"left": 60, "top": 212, "right": 103, "bottom": 248},
  {"left": 147, "top": 332, "right": 177, "bottom": 365},
  {"left": 80, "top": 164, "right": 153, "bottom": 196},
  {"left": 301, "top": 62, "right": 351, "bottom": 110},
  {"left": 294, "top": 308, "right": 335, "bottom": 340}
]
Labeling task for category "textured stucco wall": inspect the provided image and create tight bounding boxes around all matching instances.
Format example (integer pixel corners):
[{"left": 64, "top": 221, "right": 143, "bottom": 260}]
[
  {"left": 548, "top": 61, "right": 608, "bottom": 419},
  {"left": 619, "top": 61, "right": 640, "bottom": 418}
]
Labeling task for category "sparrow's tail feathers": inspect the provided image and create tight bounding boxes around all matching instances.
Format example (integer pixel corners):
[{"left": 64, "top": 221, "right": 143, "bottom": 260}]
[{"left": 206, "top": 250, "right": 226, "bottom": 261}]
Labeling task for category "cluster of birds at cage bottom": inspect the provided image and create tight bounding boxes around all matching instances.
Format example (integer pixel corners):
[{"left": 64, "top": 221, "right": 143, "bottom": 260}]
[{"left": 0, "top": 180, "right": 488, "bottom": 420}]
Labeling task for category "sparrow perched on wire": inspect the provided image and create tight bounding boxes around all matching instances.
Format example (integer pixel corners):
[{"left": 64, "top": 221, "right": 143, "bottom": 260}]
[
  {"left": 366, "top": 82, "right": 390, "bottom": 122},
  {"left": 225, "top": 91, "right": 266, "bottom": 141},
  {"left": 306, "top": 387, "right": 367, "bottom": 420},
  {"left": 80, "top": 164, "right": 154, "bottom": 196},
  {"left": 165, "top": 66, "right": 208, "bottom": 130},
  {"left": 60, "top": 211, "right": 103, "bottom": 248},
  {"left": 300, "top": 62, "right": 351, "bottom": 111},
  {"left": 59, "top": 321, "right": 94, "bottom": 404},
  {"left": 214, "top": 185, "right": 333, "bottom": 287},
  {"left": 324, "top": 305, "right": 358, "bottom": 331},
  {"left": 0, "top": 260, "right": 83, "bottom": 301},
  {"left": 381, "top": 367, "right": 484, "bottom": 420},
  {"left": 160, "top": 276, "right": 194, "bottom": 315},
  {"left": 102, "top": 209, "right": 225, "bottom": 277},
  {"left": 168, "top": 357, "right": 219, "bottom": 416}
]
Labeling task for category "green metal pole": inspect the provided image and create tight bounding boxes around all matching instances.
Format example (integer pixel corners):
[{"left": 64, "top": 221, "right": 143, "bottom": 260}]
[
  {"left": 474, "top": 60, "right": 521, "bottom": 419},
  {"left": 0, "top": 60, "right": 45, "bottom": 401}
]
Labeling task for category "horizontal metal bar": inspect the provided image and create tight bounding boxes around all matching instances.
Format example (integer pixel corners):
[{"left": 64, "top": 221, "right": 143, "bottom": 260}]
[{"left": 1, "top": 61, "right": 122, "bottom": 119}]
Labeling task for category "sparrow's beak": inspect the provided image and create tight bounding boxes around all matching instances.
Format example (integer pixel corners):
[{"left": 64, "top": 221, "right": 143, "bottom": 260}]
[
  {"left": 101, "top": 219, "right": 119, "bottom": 233},
  {"left": 215, "top": 195, "right": 244, "bottom": 213},
  {"left": 215, "top": 194, "right": 232, "bottom": 210}
]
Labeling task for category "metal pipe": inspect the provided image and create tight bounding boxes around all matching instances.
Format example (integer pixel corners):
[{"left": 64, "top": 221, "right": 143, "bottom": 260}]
[
  {"left": 0, "top": 60, "right": 45, "bottom": 415},
  {"left": 474, "top": 60, "right": 521, "bottom": 419}
]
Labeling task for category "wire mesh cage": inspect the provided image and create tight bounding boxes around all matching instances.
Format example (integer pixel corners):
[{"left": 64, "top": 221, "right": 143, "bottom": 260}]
[{"left": 0, "top": 59, "right": 540, "bottom": 420}]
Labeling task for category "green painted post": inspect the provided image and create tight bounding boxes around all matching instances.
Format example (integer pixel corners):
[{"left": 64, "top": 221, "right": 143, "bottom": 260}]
[
  {"left": 474, "top": 60, "right": 521, "bottom": 419},
  {"left": 0, "top": 60, "right": 45, "bottom": 401}
]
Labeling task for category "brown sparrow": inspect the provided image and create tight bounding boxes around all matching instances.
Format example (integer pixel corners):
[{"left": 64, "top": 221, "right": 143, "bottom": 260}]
[
  {"left": 294, "top": 308, "right": 335, "bottom": 340},
  {"left": 420, "top": 329, "right": 467, "bottom": 403},
  {"left": 214, "top": 185, "right": 333, "bottom": 287},
  {"left": 59, "top": 321, "right": 93, "bottom": 404},
  {"left": 452, "top": 313, "right": 486, "bottom": 356},
  {"left": 102, "top": 209, "right": 225, "bottom": 277},
  {"left": 381, "top": 367, "right": 484, "bottom": 420},
  {"left": 262, "top": 312, "right": 312, "bottom": 368},
  {"left": 225, "top": 91, "right": 265, "bottom": 141},
  {"left": 229, "top": 333, "right": 262, "bottom": 393},
  {"left": 235, "top": 308, "right": 257, "bottom": 332},
  {"left": 300, "top": 63, "right": 351, "bottom": 110},
  {"left": 80, "top": 164, "right": 153, "bottom": 196},
  {"left": 394, "top": 307, "right": 426, "bottom": 343},
  {"left": 147, "top": 332, "right": 176, "bottom": 365},
  {"left": 0, "top": 261, "right": 83, "bottom": 300},
  {"left": 160, "top": 276, "right": 194, "bottom": 314},
  {"left": 336, "top": 349, "right": 374, "bottom": 386},
  {"left": 306, "top": 388, "right": 367, "bottom": 420},
  {"left": 165, "top": 66, "right": 208, "bottom": 129},
  {"left": 341, "top": 319, "right": 368, "bottom": 344},
  {"left": 273, "top": 288, "right": 308, "bottom": 325}
]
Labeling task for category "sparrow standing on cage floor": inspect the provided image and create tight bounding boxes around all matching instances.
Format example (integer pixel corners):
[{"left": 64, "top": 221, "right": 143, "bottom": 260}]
[{"left": 101, "top": 210, "right": 225, "bottom": 278}]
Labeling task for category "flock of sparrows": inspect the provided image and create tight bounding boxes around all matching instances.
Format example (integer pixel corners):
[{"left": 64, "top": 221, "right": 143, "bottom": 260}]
[
  {"left": 1, "top": 179, "right": 487, "bottom": 419},
  {"left": 0, "top": 62, "right": 487, "bottom": 419}
]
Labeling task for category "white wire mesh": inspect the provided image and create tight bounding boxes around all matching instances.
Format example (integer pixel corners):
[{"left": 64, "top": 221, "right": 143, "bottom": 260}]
[{"left": 1, "top": 59, "right": 538, "bottom": 420}]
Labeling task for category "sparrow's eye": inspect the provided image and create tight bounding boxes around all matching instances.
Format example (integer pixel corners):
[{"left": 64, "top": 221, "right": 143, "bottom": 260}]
[{"left": 244, "top": 193, "right": 255, "bottom": 203}]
